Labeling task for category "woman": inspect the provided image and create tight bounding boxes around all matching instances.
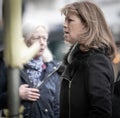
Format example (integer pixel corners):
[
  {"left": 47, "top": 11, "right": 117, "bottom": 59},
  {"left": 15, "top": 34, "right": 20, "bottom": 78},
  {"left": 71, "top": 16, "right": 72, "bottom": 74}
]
[
  {"left": 60, "top": 1, "right": 117, "bottom": 118},
  {"left": 0, "top": 24, "right": 61, "bottom": 118},
  {"left": 19, "top": 24, "right": 61, "bottom": 118}
]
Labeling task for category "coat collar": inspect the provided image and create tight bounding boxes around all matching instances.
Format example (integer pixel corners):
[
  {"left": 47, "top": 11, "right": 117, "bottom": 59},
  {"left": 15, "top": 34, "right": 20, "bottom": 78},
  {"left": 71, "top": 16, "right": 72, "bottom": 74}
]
[{"left": 64, "top": 43, "right": 108, "bottom": 65}]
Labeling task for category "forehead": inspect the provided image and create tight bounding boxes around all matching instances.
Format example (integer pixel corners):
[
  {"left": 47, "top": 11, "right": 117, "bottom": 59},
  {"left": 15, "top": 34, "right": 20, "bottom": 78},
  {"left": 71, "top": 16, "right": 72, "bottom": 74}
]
[
  {"left": 66, "top": 12, "right": 78, "bottom": 17},
  {"left": 64, "top": 9, "right": 78, "bottom": 17},
  {"left": 32, "top": 26, "right": 48, "bottom": 36},
  {"left": 63, "top": 6, "right": 80, "bottom": 20},
  {"left": 64, "top": 12, "right": 80, "bottom": 21}
]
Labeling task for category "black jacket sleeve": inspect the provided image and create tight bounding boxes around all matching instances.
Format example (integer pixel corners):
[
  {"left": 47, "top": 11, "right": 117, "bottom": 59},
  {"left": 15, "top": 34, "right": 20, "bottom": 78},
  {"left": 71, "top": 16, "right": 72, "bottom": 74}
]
[{"left": 86, "top": 54, "right": 114, "bottom": 118}]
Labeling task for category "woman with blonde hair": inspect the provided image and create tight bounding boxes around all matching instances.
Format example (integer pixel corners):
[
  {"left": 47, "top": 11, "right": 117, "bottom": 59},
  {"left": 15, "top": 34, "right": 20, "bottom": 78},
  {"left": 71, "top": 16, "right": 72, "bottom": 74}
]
[{"left": 60, "top": 1, "right": 117, "bottom": 118}]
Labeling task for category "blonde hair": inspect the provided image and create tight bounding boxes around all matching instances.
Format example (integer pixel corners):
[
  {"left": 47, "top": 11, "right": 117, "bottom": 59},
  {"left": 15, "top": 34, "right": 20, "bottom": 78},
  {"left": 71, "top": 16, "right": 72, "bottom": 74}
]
[{"left": 61, "top": 1, "right": 117, "bottom": 60}]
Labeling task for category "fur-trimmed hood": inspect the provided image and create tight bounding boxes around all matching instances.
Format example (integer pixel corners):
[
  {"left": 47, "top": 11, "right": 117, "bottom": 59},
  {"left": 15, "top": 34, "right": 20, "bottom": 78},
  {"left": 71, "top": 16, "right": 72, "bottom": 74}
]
[{"left": 42, "top": 47, "right": 53, "bottom": 63}]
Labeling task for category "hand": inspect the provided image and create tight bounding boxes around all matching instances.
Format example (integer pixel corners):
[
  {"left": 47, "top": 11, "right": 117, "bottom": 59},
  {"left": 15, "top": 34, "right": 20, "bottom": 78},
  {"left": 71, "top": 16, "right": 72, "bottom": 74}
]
[{"left": 19, "top": 84, "right": 40, "bottom": 101}]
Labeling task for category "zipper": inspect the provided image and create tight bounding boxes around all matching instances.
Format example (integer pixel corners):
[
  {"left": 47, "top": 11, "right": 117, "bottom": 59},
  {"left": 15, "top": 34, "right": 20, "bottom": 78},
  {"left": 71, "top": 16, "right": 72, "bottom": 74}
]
[
  {"left": 63, "top": 77, "right": 72, "bottom": 118},
  {"left": 36, "top": 66, "right": 58, "bottom": 89},
  {"left": 69, "top": 80, "right": 72, "bottom": 118},
  {"left": 35, "top": 72, "right": 52, "bottom": 88}
]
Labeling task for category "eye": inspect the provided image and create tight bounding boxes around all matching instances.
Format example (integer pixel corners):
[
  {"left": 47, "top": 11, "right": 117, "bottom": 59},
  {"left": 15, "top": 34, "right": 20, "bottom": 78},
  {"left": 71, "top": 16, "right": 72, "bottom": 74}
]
[
  {"left": 68, "top": 18, "right": 73, "bottom": 21},
  {"left": 67, "top": 18, "right": 74, "bottom": 23},
  {"left": 33, "top": 37, "right": 39, "bottom": 40},
  {"left": 31, "top": 35, "right": 38, "bottom": 40},
  {"left": 42, "top": 36, "right": 47, "bottom": 41},
  {"left": 65, "top": 17, "right": 73, "bottom": 23}
]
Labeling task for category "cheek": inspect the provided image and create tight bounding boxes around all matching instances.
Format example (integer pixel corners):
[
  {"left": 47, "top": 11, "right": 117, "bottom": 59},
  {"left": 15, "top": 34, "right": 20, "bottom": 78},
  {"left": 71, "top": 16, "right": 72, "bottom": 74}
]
[
  {"left": 44, "top": 42, "right": 47, "bottom": 47},
  {"left": 71, "top": 30, "right": 78, "bottom": 39},
  {"left": 70, "top": 30, "right": 80, "bottom": 43},
  {"left": 30, "top": 40, "right": 36, "bottom": 45},
  {"left": 75, "top": 26, "right": 83, "bottom": 37},
  {"left": 70, "top": 25, "right": 79, "bottom": 35}
]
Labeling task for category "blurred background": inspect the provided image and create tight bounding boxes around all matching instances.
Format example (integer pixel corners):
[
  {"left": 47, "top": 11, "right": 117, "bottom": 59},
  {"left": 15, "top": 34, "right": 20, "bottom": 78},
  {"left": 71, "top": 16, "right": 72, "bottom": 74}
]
[{"left": 0, "top": 0, "right": 120, "bottom": 61}]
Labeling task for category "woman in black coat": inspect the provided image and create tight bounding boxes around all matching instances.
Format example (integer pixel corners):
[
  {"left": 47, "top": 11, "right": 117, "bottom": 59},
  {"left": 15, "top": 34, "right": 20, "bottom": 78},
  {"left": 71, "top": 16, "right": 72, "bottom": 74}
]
[{"left": 60, "top": 1, "right": 117, "bottom": 118}]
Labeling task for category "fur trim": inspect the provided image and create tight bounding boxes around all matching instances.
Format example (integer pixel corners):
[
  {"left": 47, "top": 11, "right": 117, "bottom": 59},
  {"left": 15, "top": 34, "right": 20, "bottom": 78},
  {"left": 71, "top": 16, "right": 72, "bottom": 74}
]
[{"left": 42, "top": 47, "right": 53, "bottom": 62}]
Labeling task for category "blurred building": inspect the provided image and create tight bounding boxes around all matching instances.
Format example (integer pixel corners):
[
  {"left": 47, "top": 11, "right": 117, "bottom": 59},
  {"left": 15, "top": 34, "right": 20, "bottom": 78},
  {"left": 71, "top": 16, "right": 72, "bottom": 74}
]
[
  {"left": 96, "top": 0, "right": 120, "bottom": 42},
  {"left": 0, "top": 0, "right": 120, "bottom": 60},
  {"left": 22, "top": 0, "right": 120, "bottom": 60}
]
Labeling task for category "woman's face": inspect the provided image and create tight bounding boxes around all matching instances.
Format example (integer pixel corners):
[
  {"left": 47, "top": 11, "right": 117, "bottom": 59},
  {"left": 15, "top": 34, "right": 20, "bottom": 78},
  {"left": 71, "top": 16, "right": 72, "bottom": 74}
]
[
  {"left": 63, "top": 12, "right": 85, "bottom": 44},
  {"left": 28, "top": 26, "right": 48, "bottom": 58}
]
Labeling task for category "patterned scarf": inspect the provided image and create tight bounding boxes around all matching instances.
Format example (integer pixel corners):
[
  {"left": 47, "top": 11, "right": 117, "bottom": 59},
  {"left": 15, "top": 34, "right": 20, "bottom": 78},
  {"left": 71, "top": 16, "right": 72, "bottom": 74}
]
[{"left": 25, "top": 57, "right": 44, "bottom": 88}]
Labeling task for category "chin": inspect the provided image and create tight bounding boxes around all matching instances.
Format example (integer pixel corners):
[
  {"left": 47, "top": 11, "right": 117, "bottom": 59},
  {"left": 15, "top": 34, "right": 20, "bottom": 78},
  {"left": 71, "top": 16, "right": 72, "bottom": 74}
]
[
  {"left": 36, "top": 52, "right": 42, "bottom": 57},
  {"left": 64, "top": 38, "right": 70, "bottom": 43},
  {"left": 64, "top": 40, "right": 72, "bottom": 45}
]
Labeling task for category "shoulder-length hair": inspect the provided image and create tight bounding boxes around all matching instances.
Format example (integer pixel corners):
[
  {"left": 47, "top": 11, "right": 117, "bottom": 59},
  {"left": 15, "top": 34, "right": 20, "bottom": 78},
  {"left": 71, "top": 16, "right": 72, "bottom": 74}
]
[{"left": 61, "top": 1, "right": 117, "bottom": 60}]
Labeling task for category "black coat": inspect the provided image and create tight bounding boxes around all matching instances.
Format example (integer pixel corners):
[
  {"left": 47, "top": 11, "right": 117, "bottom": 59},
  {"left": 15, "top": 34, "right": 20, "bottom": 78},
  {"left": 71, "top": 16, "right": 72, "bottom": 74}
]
[
  {"left": 60, "top": 44, "right": 114, "bottom": 118},
  {"left": 0, "top": 51, "right": 7, "bottom": 109},
  {"left": 112, "top": 71, "right": 120, "bottom": 118}
]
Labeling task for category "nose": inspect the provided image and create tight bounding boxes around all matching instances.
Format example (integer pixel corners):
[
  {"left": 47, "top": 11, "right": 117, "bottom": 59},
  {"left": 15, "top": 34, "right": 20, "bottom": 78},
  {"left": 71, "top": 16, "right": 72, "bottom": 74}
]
[
  {"left": 39, "top": 38, "right": 44, "bottom": 45},
  {"left": 63, "top": 20, "right": 68, "bottom": 29}
]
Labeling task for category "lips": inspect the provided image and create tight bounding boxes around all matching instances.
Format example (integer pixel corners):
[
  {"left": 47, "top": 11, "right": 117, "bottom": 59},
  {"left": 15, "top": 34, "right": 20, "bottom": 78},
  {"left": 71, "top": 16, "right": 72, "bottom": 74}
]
[
  {"left": 64, "top": 32, "right": 69, "bottom": 37},
  {"left": 64, "top": 31, "right": 69, "bottom": 36},
  {"left": 64, "top": 30, "right": 69, "bottom": 34},
  {"left": 39, "top": 48, "right": 44, "bottom": 52}
]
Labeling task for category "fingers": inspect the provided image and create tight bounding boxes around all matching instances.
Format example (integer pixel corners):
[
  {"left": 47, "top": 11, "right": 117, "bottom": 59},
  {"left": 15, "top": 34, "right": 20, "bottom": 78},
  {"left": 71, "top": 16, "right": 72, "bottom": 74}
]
[
  {"left": 19, "top": 84, "right": 29, "bottom": 99},
  {"left": 27, "top": 88, "right": 40, "bottom": 101},
  {"left": 29, "top": 88, "right": 39, "bottom": 93},
  {"left": 19, "top": 84, "right": 40, "bottom": 101},
  {"left": 23, "top": 84, "right": 29, "bottom": 88}
]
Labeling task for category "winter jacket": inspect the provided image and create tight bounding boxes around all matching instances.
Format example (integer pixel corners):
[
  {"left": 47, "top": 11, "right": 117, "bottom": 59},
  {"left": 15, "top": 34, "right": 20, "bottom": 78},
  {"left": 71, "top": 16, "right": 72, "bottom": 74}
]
[
  {"left": 60, "top": 44, "right": 114, "bottom": 118},
  {"left": 20, "top": 61, "right": 61, "bottom": 118},
  {"left": 0, "top": 49, "right": 61, "bottom": 118},
  {"left": 112, "top": 71, "right": 120, "bottom": 118}
]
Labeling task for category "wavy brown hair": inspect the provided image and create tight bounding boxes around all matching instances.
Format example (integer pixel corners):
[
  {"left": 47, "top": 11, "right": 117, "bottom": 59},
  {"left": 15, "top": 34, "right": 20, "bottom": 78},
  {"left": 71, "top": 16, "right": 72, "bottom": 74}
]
[{"left": 61, "top": 1, "right": 117, "bottom": 60}]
